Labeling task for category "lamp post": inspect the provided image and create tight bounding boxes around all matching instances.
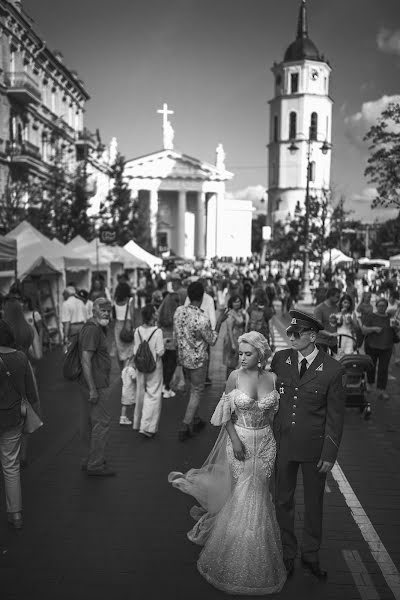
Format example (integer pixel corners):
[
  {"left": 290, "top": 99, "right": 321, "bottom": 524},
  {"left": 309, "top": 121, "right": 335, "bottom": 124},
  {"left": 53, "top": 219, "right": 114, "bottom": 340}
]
[{"left": 288, "top": 129, "right": 331, "bottom": 304}]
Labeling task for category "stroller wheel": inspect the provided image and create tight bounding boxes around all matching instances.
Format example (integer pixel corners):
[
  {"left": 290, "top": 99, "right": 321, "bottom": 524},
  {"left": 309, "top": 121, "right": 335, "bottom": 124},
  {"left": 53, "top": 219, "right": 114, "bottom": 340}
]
[{"left": 363, "top": 405, "right": 372, "bottom": 420}]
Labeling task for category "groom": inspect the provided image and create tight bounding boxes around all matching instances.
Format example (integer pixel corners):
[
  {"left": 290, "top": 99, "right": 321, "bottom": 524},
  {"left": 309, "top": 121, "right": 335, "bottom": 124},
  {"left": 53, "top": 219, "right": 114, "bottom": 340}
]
[{"left": 271, "top": 309, "right": 346, "bottom": 579}]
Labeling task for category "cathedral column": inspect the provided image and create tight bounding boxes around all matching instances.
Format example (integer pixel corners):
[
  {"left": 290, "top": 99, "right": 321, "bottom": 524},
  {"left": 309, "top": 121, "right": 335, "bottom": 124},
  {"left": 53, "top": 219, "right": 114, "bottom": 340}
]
[
  {"left": 177, "top": 190, "right": 186, "bottom": 257},
  {"left": 195, "top": 192, "right": 206, "bottom": 258},
  {"left": 149, "top": 189, "right": 158, "bottom": 250}
]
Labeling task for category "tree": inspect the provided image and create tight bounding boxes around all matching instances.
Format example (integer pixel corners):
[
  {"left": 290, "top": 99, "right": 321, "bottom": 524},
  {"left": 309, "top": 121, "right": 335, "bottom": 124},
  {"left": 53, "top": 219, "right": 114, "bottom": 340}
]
[
  {"left": 98, "top": 153, "right": 136, "bottom": 245},
  {"left": 69, "top": 163, "right": 95, "bottom": 242},
  {"left": 0, "top": 180, "right": 29, "bottom": 234},
  {"left": 370, "top": 214, "right": 400, "bottom": 258},
  {"left": 364, "top": 102, "right": 400, "bottom": 209}
]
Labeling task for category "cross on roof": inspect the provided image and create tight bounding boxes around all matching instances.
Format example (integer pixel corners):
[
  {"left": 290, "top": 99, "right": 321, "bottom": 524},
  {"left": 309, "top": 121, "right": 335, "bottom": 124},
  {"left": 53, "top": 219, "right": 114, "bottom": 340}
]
[{"left": 157, "top": 102, "right": 174, "bottom": 128}]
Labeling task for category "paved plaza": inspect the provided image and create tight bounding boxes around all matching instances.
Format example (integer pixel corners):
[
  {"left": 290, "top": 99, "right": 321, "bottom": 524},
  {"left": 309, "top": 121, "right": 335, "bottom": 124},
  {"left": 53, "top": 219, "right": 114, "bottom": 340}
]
[{"left": 1, "top": 313, "right": 400, "bottom": 600}]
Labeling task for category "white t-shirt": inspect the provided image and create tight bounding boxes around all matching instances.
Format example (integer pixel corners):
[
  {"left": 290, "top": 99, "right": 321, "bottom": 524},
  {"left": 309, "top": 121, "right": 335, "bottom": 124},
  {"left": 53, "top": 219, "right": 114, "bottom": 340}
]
[{"left": 61, "top": 296, "right": 88, "bottom": 324}]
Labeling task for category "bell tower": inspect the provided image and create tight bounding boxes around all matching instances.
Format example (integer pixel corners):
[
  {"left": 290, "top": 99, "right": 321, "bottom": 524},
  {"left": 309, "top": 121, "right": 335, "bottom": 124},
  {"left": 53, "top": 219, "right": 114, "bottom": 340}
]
[{"left": 267, "top": 0, "right": 333, "bottom": 224}]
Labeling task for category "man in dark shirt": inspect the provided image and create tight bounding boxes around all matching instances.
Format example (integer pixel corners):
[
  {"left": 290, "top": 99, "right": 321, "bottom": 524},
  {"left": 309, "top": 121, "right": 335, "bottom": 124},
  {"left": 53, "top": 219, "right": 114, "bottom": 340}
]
[{"left": 78, "top": 298, "right": 114, "bottom": 476}]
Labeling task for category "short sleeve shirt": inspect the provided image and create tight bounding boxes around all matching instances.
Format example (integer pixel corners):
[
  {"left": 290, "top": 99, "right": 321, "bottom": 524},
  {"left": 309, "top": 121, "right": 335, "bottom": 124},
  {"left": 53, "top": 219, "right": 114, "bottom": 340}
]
[{"left": 79, "top": 322, "right": 111, "bottom": 389}]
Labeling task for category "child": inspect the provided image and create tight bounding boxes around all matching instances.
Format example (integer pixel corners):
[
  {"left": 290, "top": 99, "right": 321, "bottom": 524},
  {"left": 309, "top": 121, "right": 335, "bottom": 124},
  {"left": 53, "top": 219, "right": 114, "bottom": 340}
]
[{"left": 119, "top": 356, "right": 137, "bottom": 425}]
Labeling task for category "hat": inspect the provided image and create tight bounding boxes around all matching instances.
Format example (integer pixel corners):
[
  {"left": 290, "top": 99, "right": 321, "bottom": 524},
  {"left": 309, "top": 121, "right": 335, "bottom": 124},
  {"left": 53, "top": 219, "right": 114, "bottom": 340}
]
[{"left": 286, "top": 309, "right": 323, "bottom": 334}]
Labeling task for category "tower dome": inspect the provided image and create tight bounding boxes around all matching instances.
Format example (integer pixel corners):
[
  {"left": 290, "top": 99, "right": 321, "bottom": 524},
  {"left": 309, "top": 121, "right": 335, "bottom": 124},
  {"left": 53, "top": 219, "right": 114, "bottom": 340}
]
[{"left": 284, "top": 0, "right": 322, "bottom": 62}]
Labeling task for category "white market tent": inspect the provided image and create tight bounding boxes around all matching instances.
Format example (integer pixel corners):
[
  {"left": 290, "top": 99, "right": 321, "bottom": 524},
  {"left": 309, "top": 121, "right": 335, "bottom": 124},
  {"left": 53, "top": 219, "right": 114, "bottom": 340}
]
[
  {"left": 124, "top": 240, "right": 162, "bottom": 269},
  {"left": 322, "top": 248, "right": 354, "bottom": 266},
  {"left": 358, "top": 257, "right": 390, "bottom": 269},
  {"left": 389, "top": 254, "right": 400, "bottom": 268}
]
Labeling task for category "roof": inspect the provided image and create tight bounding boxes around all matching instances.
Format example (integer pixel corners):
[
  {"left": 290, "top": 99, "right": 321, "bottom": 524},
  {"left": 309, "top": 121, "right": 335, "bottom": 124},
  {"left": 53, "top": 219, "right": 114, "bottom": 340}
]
[
  {"left": 284, "top": 0, "right": 323, "bottom": 63},
  {"left": 124, "top": 149, "right": 233, "bottom": 182}
]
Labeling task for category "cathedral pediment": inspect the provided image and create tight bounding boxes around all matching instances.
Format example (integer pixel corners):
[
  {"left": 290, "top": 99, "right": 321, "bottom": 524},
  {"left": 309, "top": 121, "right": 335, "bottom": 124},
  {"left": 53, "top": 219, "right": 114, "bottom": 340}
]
[{"left": 124, "top": 150, "right": 233, "bottom": 182}]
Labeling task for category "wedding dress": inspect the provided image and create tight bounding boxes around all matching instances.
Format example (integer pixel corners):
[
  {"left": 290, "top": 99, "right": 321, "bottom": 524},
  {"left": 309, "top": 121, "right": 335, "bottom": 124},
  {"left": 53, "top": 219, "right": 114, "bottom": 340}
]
[{"left": 168, "top": 375, "right": 286, "bottom": 595}]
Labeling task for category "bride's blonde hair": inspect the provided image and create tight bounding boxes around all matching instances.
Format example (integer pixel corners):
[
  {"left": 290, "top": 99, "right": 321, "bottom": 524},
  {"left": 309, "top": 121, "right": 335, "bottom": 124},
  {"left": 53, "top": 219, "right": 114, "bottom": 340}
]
[{"left": 238, "top": 331, "right": 272, "bottom": 368}]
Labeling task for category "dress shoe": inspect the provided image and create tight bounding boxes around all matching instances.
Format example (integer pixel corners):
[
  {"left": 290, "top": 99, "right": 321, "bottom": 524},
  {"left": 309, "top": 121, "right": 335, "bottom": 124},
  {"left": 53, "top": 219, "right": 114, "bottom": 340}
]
[
  {"left": 86, "top": 466, "right": 116, "bottom": 477},
  {"left": 7, "top": 512, "right": 23, "bottom": 529},
  {"left": 139, "top": 430, "right": 155, "bottom": 438},
  {"left": 283, "top": 558, "right": 294, "bottom": 577},
  {"left": 301, "top": 558, "right": 327, "bottom": 579},
  {"left": 192, "top": 418, "right": 206, "bottom": 433}
]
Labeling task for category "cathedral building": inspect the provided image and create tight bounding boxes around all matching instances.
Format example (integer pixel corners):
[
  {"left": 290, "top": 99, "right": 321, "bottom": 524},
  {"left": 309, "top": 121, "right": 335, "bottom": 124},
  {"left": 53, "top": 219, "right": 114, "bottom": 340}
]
[{"left": 267, "top": 0, "right": 333, "bottom": 224}]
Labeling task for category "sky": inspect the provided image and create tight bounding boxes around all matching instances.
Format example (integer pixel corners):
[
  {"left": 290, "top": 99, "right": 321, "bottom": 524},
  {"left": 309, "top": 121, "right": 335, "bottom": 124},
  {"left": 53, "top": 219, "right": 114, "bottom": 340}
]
[{"left": 26, "top": 0, "right": 400, "bottom": 222}]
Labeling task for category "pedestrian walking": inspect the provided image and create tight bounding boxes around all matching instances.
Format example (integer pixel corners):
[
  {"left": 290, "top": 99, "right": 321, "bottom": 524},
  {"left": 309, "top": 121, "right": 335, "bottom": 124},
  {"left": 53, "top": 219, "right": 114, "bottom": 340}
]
[
  {"left": 113, "top": 281, "right": 134, "bottom": 371},
  {"left": 223, "top": 294, "right": 246, "bottom": 379},
  {"left": 271, "top": 309, "right": 346, "bottom": 579},
  {"left": 78, "top": 298, "right": 115, "bottom": 476},
  {"left": 174, "top": 281, "right": 228, "bottom": 441},
  {"left": 119, "top": 355, "right": 136, "bottom": 426},
  {"left": 157, "top": 280, "right": 182, "bottom": 398},
  {"left": 0, "top": 320, "right": 40, "bottom": 530},
  {"left": 362, "top": 297, "right": 398, "bottom": 400},
  {"left": 132, "top": 305, "right": 164, "bottom": 438},
  {"left": 314, "top": 287, "right": 341, "bottom": 353},
  {"left": 61, "top": 285, "right": 88, "bottom": 345}
]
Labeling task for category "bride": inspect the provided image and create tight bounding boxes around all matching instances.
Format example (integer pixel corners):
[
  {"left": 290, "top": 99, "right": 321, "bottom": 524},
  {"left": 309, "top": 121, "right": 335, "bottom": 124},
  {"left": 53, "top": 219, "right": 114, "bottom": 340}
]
[{"left": 168, "top": 331, "right": 286, "bottom": 595}]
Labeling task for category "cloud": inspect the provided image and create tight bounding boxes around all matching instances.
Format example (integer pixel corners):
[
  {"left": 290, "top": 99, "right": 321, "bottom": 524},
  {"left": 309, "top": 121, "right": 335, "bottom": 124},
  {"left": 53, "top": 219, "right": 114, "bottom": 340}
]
[
  {"left": 344, "top": 94, "right": 400, "bottom": 149},
  {"left": 377, "top": 28, "right": 400, "bottom": 55},
  {"left": 347, "top": 187, "right": 398, "bottom": 222},
  {"left": 226, "top": 184, "right": 266, "bottom": 203}
]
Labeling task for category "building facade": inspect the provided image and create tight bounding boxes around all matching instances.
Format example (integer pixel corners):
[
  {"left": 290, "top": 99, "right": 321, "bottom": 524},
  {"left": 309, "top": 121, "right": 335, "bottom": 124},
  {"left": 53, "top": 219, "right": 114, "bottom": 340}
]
[
  {"left": 125, "top": 104, "right": 253, "bottom": 260},
  {"left": 0, "top": 0, "right": 110, "bottom": 210},
  {"left": 267, "top": 0, "right": 333, "bottom": 224}
]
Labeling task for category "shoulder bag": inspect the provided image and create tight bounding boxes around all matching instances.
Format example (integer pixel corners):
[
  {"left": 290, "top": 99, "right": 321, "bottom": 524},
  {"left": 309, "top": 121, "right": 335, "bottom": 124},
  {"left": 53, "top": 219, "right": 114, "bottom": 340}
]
[
  {"left": 119, "top": 300, "right": 134, "bottom": 344},
  {"left": 0, "top": 355, "right": 43, "bottom": 434}
]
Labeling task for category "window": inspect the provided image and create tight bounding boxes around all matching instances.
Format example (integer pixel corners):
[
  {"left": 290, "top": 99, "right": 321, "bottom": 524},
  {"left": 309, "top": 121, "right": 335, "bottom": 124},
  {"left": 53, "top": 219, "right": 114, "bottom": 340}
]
[
  {"left": 290, "top": 73, "right": 299, "bottom": 94},
  {"left": 310, "top": 112, "right": 318, "bottom": 140},
  {"left": 309, "top": 161, "right": 316, "bottom": 182},
  {"left": 273, "top": 115, "right": 279, "bottom": 142},
  {"left": 289, "top": 112, "right": 297, "bottom": 139}
]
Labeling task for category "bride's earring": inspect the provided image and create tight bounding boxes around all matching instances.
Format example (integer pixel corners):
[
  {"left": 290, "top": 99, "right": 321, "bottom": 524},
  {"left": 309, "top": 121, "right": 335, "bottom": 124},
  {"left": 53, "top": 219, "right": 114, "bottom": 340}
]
[{"left": 257, "top": 361, "right": 262, "bottom": 369}]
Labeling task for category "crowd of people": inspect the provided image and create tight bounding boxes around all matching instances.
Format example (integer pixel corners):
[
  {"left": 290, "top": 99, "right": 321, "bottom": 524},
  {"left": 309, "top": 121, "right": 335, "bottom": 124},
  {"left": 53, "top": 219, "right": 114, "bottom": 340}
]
[{"left": 0, "top": 258, "right": 399, "bottom": 595}]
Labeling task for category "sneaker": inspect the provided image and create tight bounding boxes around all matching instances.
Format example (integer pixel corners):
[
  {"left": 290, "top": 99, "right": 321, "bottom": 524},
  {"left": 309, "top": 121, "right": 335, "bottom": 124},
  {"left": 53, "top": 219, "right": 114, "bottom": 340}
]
[
  {"left": 119, "top": 416, "right": 133, "bottom": 425},
  {"left": 139, "top": 430, "right": 155, "bottom": 438},
  {"left": 163, "top": 389, "right": 176, "bottom": 398},
  {"left": 87, "top": 466, "right": 116, "bottom": 477}
]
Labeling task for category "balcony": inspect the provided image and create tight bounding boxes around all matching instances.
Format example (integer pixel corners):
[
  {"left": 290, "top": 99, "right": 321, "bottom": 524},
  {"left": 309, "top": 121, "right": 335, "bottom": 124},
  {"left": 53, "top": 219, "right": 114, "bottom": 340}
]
[
  {"left": 75, "top": 127, "right": 97, "bottom": 160},
  {"left": 6, "top": 140, "right": 42, "bottom": 168},
  {"left": 5, "top": 71, "right": 41, "bottom": 104}
]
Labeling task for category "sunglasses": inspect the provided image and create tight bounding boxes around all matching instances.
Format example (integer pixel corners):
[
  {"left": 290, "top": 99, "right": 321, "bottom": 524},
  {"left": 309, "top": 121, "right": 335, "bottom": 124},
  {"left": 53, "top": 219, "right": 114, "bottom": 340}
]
[{"left": 286, "top": 328, "right": 313, "bottom": 339}]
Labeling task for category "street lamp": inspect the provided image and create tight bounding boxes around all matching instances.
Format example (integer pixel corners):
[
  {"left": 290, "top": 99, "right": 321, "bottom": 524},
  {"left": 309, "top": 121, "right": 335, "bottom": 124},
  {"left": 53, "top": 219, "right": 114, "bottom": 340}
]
[{"left": 288, "top": 128, "right": 332, "bottom": 303}]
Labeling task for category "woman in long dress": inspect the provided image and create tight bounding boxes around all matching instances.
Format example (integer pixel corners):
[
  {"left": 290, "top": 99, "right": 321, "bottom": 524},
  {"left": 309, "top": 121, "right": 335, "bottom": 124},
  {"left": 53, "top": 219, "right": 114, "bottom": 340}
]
[{"left": 169, "top": 331, "right": 286, "bottom": 595}]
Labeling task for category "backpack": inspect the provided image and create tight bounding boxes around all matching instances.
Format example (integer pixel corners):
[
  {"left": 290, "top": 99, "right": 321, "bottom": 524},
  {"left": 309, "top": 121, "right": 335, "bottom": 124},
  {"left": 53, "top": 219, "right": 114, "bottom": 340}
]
[
  {"left": 63, "top": 333, "right": 81, "bottom": 381},
  {"left": 134, "top": 328, "right": 158, "bottom": 373},
  {"left": 62, "top": 321, "right": 96, "bottom": 381}
]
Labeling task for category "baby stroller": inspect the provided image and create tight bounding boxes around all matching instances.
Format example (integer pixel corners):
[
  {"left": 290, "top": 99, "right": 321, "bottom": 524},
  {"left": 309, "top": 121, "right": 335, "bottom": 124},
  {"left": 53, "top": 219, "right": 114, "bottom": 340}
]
[{"left": 337, "top": 334, "right": 373, "bottom": 420}]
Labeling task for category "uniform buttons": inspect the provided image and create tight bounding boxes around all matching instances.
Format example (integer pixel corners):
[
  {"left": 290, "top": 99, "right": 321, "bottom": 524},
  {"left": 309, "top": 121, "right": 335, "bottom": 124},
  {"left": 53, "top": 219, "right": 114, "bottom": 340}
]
[
  {"left": 293, "top": 405, "right": 296, "bottom": 408},
  {"left": 291, "top": 421, "right": 295, "bottom": 425},
  {"left": 293, "top": 396, "right": 297, "bottom": 400},
  {"left": 292, "top": 413, "right": 296, "bottom": 416}
]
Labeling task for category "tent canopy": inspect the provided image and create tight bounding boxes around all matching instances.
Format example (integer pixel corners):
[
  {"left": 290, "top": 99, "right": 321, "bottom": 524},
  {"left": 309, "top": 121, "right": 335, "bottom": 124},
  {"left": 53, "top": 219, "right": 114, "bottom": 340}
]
[
  {"left": 6, "top": 221, "right": 90, "bottom": 280},
  {"left": 0, "top": 236, "right": 17, "bottom": 262},
  {"left": 358, "top": 257, "right": 390, "bottom": 269},
  {"left": 322, "top": 248, "right": 354, "bottom": 266},
  {"left": 67, "top": 237, "right": 150, "bottom": 269},
  {"left": 124, "top": 240, "right": 162, "bottom": 269}
]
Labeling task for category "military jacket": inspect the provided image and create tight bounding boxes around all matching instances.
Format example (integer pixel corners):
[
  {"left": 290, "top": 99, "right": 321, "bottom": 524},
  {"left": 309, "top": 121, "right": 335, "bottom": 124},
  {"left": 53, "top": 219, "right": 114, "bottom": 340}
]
[{"left": 270, "top": 348, "right": 346, "bottom": 463}]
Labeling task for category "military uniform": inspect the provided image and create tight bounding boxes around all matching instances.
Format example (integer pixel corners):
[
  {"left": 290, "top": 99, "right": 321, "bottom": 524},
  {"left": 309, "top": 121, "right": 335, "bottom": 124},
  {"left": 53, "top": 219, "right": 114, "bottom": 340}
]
[{"left": 270, "top": 311, "right": 346, "bottom": 564}]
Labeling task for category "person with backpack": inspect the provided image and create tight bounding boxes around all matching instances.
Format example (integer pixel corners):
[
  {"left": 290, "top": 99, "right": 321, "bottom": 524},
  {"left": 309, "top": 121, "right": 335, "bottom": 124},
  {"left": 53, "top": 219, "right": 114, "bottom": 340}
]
[
  {"left": 132, "top": 304, "right": 165, "bottom": 438},
  {"left": 157, "top": 280, "right": 182, "bottom": 398}
]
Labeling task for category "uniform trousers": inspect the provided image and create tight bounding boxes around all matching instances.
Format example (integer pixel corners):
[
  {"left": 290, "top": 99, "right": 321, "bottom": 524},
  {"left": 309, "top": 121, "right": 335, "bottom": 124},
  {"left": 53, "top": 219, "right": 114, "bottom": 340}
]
[
  {"left": 79, "top": 386, "right": 112, "bottom": 470},
  {"left": 133, "top": 361, "right": 163, "bottom": 433},
  {"left": 0, "top": 423, "right": 23, "bottom": 513},
  {"left": 275, "top": 440, "right": 326, "bottom": 562}
]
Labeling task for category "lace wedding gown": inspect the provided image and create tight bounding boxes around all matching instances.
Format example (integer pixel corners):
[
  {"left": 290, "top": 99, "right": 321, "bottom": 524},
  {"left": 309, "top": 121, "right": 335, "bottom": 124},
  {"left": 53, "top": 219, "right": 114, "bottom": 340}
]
[{"left": 168, "top": 381, "right": 286, "bottom": 595}]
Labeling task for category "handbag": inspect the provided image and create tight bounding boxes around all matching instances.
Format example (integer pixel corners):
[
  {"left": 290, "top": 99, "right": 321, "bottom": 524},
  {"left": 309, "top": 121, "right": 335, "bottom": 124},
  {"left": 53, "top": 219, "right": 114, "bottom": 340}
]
[
  {"left": 0, "top": 355, "right": 43, "bottom": 434},
  {"left": 119, "top": 301, "right": 134, "bottom": 343}
]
